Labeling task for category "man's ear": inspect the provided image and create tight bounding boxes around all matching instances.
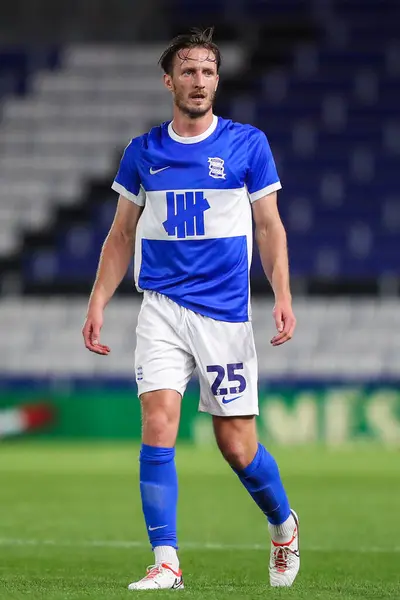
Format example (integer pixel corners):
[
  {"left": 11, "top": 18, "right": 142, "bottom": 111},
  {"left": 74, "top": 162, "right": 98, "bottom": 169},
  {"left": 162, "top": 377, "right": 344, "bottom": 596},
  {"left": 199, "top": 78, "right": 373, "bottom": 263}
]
[{"left": 164, "top": 73, "right": 173, "bottom": 91}]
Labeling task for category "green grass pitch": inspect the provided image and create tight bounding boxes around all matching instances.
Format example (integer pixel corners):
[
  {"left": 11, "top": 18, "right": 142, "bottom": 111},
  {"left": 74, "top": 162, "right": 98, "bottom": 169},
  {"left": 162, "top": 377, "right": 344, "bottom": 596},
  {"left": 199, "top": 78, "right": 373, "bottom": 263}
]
[{"left": 1, "top": 442, "right": 399, "bottom": 599}]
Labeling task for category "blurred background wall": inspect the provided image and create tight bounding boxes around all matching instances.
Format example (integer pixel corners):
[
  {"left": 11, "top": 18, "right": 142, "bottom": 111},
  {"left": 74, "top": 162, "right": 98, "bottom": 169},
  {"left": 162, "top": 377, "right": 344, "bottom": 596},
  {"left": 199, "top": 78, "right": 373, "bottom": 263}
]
[{"left": 0, "top": 0, "right": 399, "bottom": 444}]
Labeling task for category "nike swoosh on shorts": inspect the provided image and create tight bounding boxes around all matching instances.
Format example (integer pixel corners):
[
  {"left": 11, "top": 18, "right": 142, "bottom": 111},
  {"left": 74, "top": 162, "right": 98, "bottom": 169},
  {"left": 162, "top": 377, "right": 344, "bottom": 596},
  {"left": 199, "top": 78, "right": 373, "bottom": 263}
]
[{"left": 221, "top": 395, "right": 242, "bottom": 404}]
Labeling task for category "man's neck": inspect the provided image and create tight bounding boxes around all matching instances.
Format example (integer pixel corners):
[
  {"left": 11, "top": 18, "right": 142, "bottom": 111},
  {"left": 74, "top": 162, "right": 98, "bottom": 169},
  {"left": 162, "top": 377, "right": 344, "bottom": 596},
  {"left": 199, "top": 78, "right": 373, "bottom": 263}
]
[{"left": 171, "top": 110, "right": 214, "bottom": 138}]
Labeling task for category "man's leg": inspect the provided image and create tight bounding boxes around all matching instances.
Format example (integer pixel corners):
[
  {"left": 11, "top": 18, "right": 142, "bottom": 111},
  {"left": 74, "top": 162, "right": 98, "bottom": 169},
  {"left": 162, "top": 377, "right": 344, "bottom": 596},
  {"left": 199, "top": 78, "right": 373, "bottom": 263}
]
[
  {"left": 213, "top": 415, "right": 300, "bottom": 587},
  {"left": 128, "top": 389, "right": 184, "bottom": 591},
  {"left": 139, "top": 389, "right": 181, "bottom": 569},
  {"left": 185, "top": 311, "right": 299, "bottom": 586},
  {"left": 213, "top": 416, "right": 293, "bottom": 531},
  {"left": 129, "top": 292, "right": 194, "bottom": 590}
]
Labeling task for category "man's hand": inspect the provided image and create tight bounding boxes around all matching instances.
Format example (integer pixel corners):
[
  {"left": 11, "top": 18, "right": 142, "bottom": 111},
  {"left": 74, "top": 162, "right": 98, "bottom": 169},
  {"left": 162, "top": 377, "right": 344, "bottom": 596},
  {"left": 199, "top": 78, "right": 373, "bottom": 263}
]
[
  {"left": 82, "top": 304, "right": 110, "bottom": 355},
  {"left": 271, "top": 299, "right": 296, "bottom": 347}
]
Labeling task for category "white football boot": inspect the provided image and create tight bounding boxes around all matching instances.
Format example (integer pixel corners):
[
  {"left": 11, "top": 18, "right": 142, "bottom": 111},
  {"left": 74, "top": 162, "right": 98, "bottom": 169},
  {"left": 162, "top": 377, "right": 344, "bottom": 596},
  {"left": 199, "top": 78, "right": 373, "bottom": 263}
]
[
  {"left": 269, "top": 509, "right": 300, "bottom": 587},
  {"left": 128, "top": 563, "right": 184, "bottom": 590}
]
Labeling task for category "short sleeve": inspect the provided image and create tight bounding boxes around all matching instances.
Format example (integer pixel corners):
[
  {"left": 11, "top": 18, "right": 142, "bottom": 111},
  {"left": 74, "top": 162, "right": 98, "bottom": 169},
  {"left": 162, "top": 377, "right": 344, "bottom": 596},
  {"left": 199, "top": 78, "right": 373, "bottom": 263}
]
[
  {"left": 111, "top": 137, "right": 146, "bottom": 206},
  {"left": 245, "top": 128, "right": 282, "bottom": 203}
]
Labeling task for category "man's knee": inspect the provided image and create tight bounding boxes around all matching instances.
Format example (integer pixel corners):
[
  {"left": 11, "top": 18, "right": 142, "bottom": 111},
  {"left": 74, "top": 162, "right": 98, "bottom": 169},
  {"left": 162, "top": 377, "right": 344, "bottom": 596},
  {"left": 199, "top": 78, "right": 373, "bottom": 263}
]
[
  {"left": 143, "top": 410, "right": 174, "bottom": 437},
  {"left": 213, "top": 416, "right": 258, "bottom": 470},
  {"left": 219, "top": 441, "right": 255, "bottom": 470},
  {"left": 140, "top": 390, "right": 181, "bottom": 447}
]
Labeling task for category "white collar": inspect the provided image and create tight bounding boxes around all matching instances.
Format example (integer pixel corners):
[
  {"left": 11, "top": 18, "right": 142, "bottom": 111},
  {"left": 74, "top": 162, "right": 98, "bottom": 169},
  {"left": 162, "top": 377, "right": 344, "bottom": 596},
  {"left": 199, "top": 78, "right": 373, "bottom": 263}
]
[{"left": 168, "top": 115, "right": 218, "bottom": 144}]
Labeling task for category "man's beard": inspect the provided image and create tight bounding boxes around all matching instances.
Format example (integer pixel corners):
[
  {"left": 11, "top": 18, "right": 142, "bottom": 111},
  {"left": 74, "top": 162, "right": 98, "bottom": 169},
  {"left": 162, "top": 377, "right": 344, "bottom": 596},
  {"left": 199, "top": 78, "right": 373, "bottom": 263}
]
[{"left": 174, "top": 89, "right": 216, "bottom": 119}]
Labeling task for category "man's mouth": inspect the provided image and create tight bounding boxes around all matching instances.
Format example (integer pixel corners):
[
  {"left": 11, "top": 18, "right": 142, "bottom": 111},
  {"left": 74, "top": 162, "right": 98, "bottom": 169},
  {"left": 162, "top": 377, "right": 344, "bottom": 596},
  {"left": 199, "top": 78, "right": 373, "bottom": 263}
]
[{"left": 190, "top": 93, "right": 206, "bottom": 99}]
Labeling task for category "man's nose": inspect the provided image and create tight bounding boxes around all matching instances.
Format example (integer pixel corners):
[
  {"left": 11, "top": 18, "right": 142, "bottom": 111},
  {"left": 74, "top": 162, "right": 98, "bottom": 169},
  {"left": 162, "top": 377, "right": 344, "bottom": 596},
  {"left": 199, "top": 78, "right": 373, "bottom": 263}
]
[{"left": 193, "top": 73, "right": 206, "bottom": 87}]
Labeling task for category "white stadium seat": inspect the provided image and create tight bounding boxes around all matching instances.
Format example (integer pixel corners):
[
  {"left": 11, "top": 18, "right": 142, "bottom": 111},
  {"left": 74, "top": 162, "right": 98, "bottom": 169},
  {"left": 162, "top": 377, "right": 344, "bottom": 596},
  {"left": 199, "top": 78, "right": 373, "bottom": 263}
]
[{"left": 0, "top": 298, "right": 399, "bottom": 378}]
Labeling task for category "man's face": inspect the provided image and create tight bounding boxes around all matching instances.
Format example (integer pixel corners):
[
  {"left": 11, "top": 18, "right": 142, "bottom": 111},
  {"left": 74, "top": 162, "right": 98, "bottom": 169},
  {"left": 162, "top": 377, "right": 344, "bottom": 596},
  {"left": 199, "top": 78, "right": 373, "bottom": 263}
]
[{"left": 164, "top": 46, "right": 219, "bottom": 118}]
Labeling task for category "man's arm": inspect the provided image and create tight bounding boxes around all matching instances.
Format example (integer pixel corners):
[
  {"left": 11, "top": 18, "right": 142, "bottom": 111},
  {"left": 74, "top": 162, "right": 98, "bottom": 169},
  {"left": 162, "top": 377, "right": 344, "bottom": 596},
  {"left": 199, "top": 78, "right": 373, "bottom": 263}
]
[
  {"left": 252, "top": 191, "right": 296, "bottom": 346},
  {"left": 82, "top": 195, "right": 143, "bottom": 354}
]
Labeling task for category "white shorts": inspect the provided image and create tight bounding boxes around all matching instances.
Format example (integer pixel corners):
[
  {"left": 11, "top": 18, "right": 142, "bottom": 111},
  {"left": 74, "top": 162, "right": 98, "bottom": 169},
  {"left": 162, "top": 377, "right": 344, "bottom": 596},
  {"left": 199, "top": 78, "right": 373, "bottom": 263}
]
[{"left": 135, "top": 291, "right": 259, "bottom": 416}]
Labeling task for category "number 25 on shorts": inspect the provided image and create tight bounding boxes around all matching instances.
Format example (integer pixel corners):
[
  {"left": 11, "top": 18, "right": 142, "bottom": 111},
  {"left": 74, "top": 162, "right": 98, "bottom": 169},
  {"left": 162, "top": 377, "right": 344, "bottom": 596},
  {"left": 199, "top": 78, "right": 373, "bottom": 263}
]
[{"left": 206, "top": 363, "right": 247, "bottom": 396}]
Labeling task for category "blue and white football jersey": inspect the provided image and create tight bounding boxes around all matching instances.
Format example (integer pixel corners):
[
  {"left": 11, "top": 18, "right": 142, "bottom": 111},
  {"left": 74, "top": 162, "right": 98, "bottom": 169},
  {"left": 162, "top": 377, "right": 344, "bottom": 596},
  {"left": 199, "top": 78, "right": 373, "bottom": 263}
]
[{"left": 111, "top": 116, "right": 281, "bottom": 322}]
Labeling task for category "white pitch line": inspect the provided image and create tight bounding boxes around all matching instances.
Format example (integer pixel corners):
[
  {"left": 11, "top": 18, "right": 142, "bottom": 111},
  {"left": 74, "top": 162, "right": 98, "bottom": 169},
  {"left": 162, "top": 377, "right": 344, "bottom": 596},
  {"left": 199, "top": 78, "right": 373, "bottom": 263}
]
[{"left": 0, "top": 538, "right": 398, "bottom": 553}]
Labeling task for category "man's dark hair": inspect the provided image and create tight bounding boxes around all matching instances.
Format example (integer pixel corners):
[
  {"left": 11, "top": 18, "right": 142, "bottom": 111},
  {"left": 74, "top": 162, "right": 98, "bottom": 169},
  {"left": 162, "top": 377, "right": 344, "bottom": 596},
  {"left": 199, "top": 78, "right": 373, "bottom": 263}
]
[{"left": 158, "top": 27, "right": 222, "bottom": 75}]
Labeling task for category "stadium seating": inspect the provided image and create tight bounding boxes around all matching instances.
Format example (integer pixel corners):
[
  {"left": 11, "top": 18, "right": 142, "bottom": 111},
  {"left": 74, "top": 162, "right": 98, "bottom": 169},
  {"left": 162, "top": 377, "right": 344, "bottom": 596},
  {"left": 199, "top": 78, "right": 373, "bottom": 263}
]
[
  {"left": 0, "top": 297, "right": 399, "bottom": 378},
  {"left": 251, "top": 0, "right": 400, "bottom": 280},
  {"left": 0, "top": 47, "right": 60, "bottom": 254}
]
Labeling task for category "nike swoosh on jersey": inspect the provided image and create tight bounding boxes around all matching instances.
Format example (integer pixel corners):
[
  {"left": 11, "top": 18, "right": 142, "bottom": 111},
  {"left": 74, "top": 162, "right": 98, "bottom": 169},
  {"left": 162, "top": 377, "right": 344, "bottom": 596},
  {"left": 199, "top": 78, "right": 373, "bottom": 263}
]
[
  {"left": 148, "top": 524, "right": 168, "bottom": 531},
  {"left": 149, "top": 166, "right": 170, "bottom": 175},
  {"left": 221, "top": 395, "right": 243, "bottom": 404}
]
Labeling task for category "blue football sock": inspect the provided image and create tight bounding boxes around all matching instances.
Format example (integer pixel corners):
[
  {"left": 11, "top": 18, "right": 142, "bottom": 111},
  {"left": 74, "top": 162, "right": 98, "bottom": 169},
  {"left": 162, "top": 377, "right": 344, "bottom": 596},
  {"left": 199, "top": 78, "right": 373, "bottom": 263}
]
[
  {"left": 233, "top": 443, "right": 291, "bottom": 525},
  {"left": 139, "top": 444, "right": 178, "bottom": 549}
]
